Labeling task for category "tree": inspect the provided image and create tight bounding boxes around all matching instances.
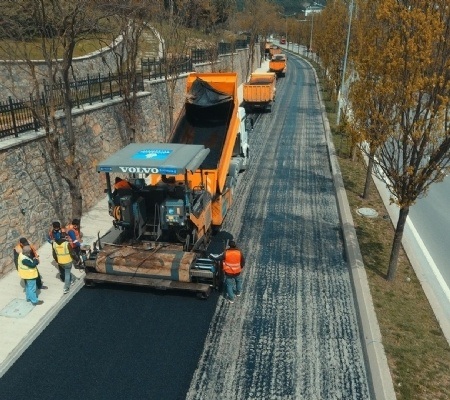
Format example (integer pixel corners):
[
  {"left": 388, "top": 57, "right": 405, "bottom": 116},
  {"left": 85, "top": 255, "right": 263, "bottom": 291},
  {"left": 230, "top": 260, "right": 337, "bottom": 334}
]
[
  {"left": 349, "top": 0, "right": 395, "bottom": 198},
  {"left": 0, "top": 0, "right": 112, "bottom": 220},
  {"left": 150, "top": 1, "right": 202, "bottom": 137},
  {"left": 349, "top": 0, "right": 450, "bottom": 280},
  {"left": 236, "top": 0, "right": 280, "bottom": 80},
  {"left": 98, "top": 0, "right": 152, "bottom": 144},
  {"left": 313, "top": 1, "right": 349, "bottom": 101}
]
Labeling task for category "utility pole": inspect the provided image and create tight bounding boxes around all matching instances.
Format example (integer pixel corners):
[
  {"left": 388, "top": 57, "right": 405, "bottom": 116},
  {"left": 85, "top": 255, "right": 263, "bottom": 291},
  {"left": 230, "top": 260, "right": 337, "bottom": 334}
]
[
  {"left": 309, "top": 12, "right": 314, "bottom": 52},
  {"left": 278, "top": 12, "right": 296, "bottom": 49},
  {"left": 336, "top": 0, "right": 354, "bottom": 126}
]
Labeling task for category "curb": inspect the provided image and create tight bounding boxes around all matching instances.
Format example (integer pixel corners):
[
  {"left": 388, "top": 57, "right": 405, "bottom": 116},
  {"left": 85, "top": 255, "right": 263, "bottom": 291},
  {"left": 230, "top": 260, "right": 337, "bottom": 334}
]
[
  {"left": 293, "top": 50, "right": 397, "bottom": 400},
  {"left": 0, "top": 276, "right": 85, "bottom": 378}
]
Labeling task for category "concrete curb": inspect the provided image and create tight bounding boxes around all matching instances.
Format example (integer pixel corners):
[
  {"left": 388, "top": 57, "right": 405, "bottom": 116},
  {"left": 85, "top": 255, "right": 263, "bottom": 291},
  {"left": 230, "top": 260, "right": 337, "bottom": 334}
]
[
  {"left": 292, "top": 50, "right": 397, "bottom": 400},
  {"left": 0, "top": 278, "right": 84, "bottom": 378}
]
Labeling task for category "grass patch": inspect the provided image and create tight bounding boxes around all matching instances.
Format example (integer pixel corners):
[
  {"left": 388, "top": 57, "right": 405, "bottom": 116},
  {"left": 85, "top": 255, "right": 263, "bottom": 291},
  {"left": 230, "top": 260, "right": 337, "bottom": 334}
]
[
  {"left": 0, "top": 35, "right": 117, "bottom": 60},
  {"left": 311, "top": 58, "right": 450, "bottom": 399}
]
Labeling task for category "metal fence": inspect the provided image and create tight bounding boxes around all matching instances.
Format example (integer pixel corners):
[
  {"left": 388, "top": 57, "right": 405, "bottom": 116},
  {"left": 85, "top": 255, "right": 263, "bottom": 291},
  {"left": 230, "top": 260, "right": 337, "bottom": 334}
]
[{"left": 0, "top": 40, "right": 249, "bottom": 140}]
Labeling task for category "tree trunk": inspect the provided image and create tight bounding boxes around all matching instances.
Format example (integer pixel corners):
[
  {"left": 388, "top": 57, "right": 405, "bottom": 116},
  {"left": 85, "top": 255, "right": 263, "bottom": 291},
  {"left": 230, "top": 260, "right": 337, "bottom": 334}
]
[
  {"left": 351, "top": 142, "right": 358, "bottom": 161},
  {"left": 387, "top": 206, "right": 409, "bottom": 281},
  {"left": 66, "top": 176, "right": 83, "bottom": 220},
  {"left": 362, "top": 147, "right": 375, "bottom": 199}
]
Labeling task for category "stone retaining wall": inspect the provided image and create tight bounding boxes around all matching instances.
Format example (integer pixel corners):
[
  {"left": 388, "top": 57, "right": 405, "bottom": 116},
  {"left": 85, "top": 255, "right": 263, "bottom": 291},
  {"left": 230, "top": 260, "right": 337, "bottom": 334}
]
[
  {"left": 0, "top": 36, "right": 125, "bottom": 100},
  {"left": 0, "top": 46, "right": 261, "bottom": 276}
]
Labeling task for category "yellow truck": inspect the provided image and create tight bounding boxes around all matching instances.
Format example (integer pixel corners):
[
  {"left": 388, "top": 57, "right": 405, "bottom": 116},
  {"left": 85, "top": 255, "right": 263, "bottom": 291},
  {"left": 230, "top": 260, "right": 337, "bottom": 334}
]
[
  {"left": 242, "top": 72, "right": 276, "bottom": 113},
  {"left": 269, "top": 54, "right": 287, "bottom": 77},
  {"left": 85, "top": 72, "right": 250, "bottom": 298}
]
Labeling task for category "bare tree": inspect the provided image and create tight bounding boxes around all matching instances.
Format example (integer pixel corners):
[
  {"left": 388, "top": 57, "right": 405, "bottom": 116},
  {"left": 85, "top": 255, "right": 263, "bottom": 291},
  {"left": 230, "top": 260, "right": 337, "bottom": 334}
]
[
  {"left": 236, "top": 0, "right": 279, "bottom": 80},
  {"left": 97, "top": 0, "right": 153, "bottom": 144},
  {"left": 0, "top": 0, "right": 113, "bottom": 220}
]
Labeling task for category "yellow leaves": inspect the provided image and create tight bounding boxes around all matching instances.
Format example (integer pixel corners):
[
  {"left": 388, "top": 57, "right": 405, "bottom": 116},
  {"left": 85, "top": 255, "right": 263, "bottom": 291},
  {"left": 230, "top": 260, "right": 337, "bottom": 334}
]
[{"left": 406, "top": 165, "right": 415, "bottom": 176}]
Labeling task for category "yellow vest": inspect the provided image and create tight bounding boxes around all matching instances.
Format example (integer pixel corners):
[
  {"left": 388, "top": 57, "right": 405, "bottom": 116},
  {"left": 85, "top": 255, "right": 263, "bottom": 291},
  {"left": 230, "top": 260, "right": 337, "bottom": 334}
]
[
  {"left": 53, "top": 241, "right": 72, "bottom": 264},
  {"left": 17, "top": 253, "right": 38, "bottom": 280}
]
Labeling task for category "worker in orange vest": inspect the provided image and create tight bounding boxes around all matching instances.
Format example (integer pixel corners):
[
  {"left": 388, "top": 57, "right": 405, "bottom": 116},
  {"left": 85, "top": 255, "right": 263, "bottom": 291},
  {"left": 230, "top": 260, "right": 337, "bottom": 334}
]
[
  {"left": 13, "top": 237, "right": 47, "bottom": 290},
  {"left": 210, "top": 240, "right": 245, "bottom": 303},
  {"left": 113, "top": 177, "right": 132, "bottom": 192},
  {"left": 66, "top": 219, "right": 83, "bottom": 268},
  {"left": 47, "top": 221, "right": 66, "bottom": 244}
]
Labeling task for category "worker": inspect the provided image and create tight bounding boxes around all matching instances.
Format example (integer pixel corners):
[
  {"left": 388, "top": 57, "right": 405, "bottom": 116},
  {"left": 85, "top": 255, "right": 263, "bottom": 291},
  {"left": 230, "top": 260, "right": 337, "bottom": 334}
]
[
  {"left": 52, "top": 235, "right": 76, "bottom": 294},
  {"left": 17, "top": 245, "right": 43, "bottom": 305},
  {"left": 47, "top": 221, "right": 66, "bottom": 244},
  {"left": 112, "top": 177, "right": 133, "bottom": 194},
  {"left": 65, "top": 218, "right": 83, "bottom": 268},
  {"left": 14, "top": 237, "right": 47, "bottom": 290},
  {"left": 210, "top": 240, "right": 245, "bottom": 304},
  {"left": 112, "top": 177, "right": 134, "bottom": 206}
]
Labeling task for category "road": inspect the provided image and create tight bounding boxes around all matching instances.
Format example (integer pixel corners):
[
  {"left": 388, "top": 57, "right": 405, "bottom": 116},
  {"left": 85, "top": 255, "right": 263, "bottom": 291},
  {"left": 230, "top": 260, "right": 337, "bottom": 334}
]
[
  {"left": 409, "top": 176, "right": 450, "bottom": 287},
  {"left": 0, "top": 56, "right": 373, "bottom": 399}
]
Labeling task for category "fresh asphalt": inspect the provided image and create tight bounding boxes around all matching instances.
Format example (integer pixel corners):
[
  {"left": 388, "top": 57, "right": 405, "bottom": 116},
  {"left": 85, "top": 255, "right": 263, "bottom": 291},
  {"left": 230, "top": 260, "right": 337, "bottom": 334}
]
[{"left": 0, "top": 58, "right": 396, "bottom": 399}]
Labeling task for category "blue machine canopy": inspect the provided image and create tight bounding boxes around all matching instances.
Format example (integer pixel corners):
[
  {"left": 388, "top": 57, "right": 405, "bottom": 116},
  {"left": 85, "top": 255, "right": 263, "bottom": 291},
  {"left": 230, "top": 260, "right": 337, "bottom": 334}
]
[{"left": 97, "top": 143, "right": 210, "bottom": 175}]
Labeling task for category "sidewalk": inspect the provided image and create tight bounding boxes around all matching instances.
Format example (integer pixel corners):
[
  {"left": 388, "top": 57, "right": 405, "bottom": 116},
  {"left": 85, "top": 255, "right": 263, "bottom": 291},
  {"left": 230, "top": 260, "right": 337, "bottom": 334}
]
[{"left": 0, "top": 197, "right": 113, "bottom": 377}]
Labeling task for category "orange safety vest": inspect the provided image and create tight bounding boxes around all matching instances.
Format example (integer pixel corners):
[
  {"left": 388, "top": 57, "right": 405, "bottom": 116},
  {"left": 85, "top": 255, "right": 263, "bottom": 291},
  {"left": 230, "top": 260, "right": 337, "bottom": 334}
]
[
  {"left": 223, "top": 249, "right": 243, "bottom": 275},
  {"left": 114, "top": 180, "right": 132, "bottom": 190},
  {"left": 65, "top": 224, "right": 81, "bottom": 248},
  {"left": 14, "top": 242, "right": 39, "bottom": 258}
]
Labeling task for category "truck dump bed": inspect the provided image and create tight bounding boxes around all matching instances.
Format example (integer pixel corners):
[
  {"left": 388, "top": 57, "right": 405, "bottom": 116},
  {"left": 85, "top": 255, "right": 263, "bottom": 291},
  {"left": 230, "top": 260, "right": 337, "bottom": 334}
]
[
  {"left": 171, "top": 77, "right": 233, "bottom": 170},
  {"left": 269, "top": 54, "right": 287, "bottom": 77},
  {"left": 242, "top": 72, "right": 276, "bottom": 112},
  {"left": 170, "top": 73, "right": 240, "bottom": 195}
]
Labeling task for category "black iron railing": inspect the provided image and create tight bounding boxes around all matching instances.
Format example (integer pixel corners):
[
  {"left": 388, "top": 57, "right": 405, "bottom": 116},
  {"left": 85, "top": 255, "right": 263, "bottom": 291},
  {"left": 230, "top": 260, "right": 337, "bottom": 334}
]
[{"left": 0, "top": 39, "right": 250, "bottom": 140}]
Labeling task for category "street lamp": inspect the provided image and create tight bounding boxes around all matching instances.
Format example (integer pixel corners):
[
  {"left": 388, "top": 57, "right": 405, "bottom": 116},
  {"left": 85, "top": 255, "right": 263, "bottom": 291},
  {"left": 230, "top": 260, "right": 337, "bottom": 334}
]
[
  {"left": 336, "top": 0, "right": 355, "bottom": 126},
  {"left": 297, "top": 16, "right": 314, "bottom": 56}
]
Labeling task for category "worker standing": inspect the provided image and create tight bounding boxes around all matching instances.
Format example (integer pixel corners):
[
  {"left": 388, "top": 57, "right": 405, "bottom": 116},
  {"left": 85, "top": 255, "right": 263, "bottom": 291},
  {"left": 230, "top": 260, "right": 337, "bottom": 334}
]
[
  {"left": 14, "top": 238, "right": 47, "bottom": 290},
  {"left": 52, "top": 235, "right": 76, "bottom": 294},
  {"left": 17, "top": 246, "right": 43, "bottom": 305},
  {"left": 210, "top": 240, "right": 245, "bottom": 303},
  {"left": 47, "top": 221, "right": 66, "bottom": 243},
  {"left": 65, "top": 218, "right": 83, "bottom": 268}
]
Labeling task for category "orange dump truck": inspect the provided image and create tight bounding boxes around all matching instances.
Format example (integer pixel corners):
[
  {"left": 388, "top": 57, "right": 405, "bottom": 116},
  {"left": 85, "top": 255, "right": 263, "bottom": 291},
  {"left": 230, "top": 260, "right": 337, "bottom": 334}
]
[
  {"left": 269, "top": 54, "right": 287, "bottom": 77},
  {"left": 242, "top": 72, "right": 276, "bottom": 113},
  {"left": 85, "top": 72, "right": 250, "bottom": 298},
  {"left": 269, "top": 45, "right": 282, "bottom": 58}
]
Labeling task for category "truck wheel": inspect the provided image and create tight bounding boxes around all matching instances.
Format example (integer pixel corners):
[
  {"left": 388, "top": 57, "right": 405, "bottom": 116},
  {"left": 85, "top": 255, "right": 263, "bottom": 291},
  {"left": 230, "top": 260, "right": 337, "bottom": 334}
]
[
  {"left": 84, "top": 278, "right": 96, "bottom": 288},
  {"left": 196, "top": 291, "right": 209, "bottom": 300}
]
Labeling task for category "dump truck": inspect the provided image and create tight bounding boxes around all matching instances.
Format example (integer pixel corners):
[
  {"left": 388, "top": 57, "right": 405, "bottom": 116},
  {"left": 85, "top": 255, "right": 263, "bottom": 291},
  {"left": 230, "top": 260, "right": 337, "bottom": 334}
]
[
  {"left": 269, "top": 45, "right": 282, "bottom": 58},
  {"left": 84, "top": 72, "right": 249, "bottom": 298},
  {"left": 242, "top": 72, "right": 276, "bottom": 113},
  {"left": 269, "top": 53, "right": 287, "bottom": 77}
]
